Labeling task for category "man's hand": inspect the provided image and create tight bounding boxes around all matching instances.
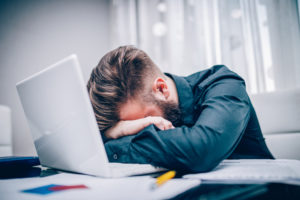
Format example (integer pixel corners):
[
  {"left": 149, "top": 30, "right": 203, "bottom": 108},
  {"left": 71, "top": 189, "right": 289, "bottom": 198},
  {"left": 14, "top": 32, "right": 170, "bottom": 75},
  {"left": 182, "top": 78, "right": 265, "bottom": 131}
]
[{"left": 105, "top": 116, "right": 175, "bottom": 139}]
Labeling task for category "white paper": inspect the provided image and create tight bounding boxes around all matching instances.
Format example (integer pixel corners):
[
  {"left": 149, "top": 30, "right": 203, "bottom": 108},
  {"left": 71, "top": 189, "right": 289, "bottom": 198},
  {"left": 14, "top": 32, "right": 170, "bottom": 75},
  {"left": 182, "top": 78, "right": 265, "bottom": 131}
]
[
  {"left": 184, "top": 159, "right": 300, "bottom": 185},
  {"left": 0, "top": 172, "right": 200, "bottom": 200}
]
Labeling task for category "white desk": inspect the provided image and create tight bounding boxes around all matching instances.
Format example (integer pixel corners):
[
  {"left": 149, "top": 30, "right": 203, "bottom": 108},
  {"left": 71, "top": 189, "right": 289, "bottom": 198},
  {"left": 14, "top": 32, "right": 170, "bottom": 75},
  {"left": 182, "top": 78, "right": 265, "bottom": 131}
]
[{"left": 0, "top": 171, "right": 200, "bottom": 200}]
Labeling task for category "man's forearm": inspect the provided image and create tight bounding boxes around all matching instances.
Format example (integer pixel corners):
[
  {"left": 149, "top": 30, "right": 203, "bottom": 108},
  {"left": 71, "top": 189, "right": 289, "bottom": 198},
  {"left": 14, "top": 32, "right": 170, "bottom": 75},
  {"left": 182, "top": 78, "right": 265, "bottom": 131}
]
[{"left": 105, "top": 116, "right": 174, "bottom": 139}]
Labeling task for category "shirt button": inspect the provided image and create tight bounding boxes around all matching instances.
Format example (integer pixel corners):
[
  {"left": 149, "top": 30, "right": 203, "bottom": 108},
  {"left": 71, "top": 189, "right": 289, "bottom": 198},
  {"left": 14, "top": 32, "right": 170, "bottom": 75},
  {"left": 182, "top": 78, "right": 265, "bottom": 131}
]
[
  {"left": 194, "top": 105, "right": 198, "bottom": 110},
  {"left": 113, "top": 153, "right": 118, "bottom": 160}
]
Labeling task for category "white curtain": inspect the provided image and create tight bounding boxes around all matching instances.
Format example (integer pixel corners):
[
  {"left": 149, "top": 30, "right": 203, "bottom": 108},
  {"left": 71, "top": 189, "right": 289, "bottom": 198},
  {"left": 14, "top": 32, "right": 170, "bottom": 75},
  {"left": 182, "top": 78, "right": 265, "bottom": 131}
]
[{"left": 109, "top": 0, "right": 300, "bottom": 94}]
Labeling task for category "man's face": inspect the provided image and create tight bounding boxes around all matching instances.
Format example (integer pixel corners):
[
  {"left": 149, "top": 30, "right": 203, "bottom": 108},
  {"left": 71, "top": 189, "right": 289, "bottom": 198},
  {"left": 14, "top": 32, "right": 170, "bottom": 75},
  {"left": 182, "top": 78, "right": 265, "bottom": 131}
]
[{"left": 119, "top": 96, "right": 181, "bottom": 126}]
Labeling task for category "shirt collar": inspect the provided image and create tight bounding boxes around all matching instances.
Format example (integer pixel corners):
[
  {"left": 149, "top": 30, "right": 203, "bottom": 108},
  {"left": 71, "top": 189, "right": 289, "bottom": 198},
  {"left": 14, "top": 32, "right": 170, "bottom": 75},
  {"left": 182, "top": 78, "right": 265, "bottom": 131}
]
[{"left": 165, "top": 73, "right": 195, "bottom": 126}]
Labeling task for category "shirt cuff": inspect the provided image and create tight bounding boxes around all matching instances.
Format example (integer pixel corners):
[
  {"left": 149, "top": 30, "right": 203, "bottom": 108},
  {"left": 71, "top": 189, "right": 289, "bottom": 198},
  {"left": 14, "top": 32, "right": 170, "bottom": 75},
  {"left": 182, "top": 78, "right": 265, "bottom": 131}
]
[{"left": 104, "top": 134, "right": 149, "bottom": 164}]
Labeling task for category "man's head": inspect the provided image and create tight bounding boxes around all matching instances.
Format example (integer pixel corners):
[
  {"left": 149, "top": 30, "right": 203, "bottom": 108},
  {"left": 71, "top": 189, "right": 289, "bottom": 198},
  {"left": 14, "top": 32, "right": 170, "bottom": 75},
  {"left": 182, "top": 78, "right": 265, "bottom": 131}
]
[{"left": 87, "top": 46, "right": 181, "bottom": 132}]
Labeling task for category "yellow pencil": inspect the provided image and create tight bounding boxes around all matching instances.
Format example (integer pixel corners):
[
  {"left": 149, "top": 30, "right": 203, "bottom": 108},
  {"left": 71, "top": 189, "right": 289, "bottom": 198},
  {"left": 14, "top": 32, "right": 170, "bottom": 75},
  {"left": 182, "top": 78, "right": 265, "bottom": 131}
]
[{"left": 151, "top": 170, "right": 176, "bottom": 189}]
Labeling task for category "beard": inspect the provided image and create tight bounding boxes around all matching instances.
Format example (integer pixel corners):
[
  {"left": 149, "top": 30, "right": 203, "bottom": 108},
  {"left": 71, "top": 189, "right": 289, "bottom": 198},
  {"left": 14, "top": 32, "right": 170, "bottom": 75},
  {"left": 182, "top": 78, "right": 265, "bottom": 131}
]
[{"left": 154, "top": 99, "right": 182, "bottom": 127}]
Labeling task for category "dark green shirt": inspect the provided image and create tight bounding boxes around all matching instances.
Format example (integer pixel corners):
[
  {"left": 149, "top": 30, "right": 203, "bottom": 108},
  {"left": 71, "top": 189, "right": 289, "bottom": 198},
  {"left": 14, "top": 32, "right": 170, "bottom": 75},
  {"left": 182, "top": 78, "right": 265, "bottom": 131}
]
[{"left": 104, "top": 65, "right": 274, "bottom": 173}]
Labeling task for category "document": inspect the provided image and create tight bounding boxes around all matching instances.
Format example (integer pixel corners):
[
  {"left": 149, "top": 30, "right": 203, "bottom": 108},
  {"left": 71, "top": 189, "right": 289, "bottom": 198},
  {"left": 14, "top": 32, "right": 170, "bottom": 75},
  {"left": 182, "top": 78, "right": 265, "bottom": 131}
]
[
  {"left": 184, "top": 159, "right": 300, "bottom": 185},
  {"left": 0, "top": 172, "right": 200, "bottom": 200}
]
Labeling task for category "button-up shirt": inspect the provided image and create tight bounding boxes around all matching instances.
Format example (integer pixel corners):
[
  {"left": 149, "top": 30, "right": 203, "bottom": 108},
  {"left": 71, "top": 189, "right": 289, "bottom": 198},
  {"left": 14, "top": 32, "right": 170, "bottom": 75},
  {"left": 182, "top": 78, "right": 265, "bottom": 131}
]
[{"left": 104, "top": 65, "right": 274, "bottom": 173}]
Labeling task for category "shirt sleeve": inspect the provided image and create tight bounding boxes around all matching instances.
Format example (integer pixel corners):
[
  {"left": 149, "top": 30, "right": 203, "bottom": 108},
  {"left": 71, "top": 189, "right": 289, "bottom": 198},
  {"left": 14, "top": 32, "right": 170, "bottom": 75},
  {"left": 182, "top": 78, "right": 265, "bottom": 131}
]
[{"left": 104, "top": 80, "right": 251, "bottom": 173}]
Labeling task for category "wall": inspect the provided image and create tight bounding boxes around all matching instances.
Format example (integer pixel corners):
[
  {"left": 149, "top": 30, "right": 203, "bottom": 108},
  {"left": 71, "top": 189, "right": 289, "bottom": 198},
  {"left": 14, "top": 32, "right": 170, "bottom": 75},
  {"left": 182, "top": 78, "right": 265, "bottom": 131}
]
[{"left": 0, "top": 0, "right": 111, "bottom": 156}]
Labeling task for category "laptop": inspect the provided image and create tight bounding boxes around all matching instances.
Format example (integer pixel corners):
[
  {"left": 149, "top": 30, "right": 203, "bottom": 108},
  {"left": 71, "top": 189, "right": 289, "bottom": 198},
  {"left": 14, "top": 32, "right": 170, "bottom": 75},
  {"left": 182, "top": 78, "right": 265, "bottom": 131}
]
[{"left": 16, "top": 55, "right": 165, "bottom": 178}]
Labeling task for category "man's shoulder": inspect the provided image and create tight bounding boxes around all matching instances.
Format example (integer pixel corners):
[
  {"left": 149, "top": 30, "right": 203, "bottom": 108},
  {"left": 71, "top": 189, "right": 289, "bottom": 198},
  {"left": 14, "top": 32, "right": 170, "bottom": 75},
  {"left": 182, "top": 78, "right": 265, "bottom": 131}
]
[{"left": 185, "top": 65, "right": 245, "bottom": 89}]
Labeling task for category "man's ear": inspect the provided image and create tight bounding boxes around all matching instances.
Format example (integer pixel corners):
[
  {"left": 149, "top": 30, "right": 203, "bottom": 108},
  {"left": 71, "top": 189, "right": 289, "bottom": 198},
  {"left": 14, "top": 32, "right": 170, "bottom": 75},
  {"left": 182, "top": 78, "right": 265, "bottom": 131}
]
[{"left": 152, "top": 77, "right": 170, "bottom": 100}]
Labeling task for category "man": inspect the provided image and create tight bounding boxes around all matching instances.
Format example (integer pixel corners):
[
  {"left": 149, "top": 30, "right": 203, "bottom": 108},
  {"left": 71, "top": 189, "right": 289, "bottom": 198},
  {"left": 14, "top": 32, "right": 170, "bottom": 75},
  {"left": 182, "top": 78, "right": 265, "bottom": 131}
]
[{"left": 87, "top": 46, "right": 273, "bottom": 173}]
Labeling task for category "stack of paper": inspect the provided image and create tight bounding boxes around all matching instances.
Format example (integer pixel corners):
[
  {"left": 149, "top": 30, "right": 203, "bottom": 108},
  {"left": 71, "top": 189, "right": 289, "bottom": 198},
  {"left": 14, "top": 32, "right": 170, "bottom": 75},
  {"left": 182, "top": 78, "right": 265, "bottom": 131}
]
[{"left": 184, "top": 159, "right": 300, "bottom": 185}]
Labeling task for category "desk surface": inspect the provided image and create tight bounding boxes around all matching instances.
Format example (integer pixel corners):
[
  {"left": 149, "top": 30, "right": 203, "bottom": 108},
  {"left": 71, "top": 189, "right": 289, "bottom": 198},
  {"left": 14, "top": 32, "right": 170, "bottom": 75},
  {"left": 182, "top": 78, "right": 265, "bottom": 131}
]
[
  {"left": 1, "top": 166, "right": 300, "bottom": 200},
  {"left": 0, "top": 166, "right": 200, "bottom": 200}
]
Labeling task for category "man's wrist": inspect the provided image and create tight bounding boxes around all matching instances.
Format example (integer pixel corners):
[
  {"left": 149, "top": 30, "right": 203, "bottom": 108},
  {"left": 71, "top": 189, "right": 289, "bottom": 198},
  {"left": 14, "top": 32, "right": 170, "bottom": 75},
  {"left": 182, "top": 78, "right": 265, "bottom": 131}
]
[{"left": 144, "top": 116, "right": 153, "bottom": 128}]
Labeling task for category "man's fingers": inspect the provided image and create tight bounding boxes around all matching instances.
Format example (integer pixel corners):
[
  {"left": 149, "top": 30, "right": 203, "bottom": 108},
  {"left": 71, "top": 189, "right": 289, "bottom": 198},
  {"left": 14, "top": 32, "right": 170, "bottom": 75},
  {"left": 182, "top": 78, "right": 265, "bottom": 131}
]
[
  {"left": 147, "top": 116, "right": 174, "bottom": 130},
  {"left": 159, "top": 118, "right": 173, "bottom": 130},
  {"left": 156, "top": 122, "right": 164, "bottom": 130}
]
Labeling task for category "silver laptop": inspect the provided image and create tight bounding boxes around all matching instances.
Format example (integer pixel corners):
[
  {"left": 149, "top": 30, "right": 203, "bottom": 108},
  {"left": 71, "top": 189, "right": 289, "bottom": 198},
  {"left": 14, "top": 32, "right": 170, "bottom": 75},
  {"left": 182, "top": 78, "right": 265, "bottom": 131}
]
[{"left": 16, "top": 55, "right": 165, "bottom": 178}]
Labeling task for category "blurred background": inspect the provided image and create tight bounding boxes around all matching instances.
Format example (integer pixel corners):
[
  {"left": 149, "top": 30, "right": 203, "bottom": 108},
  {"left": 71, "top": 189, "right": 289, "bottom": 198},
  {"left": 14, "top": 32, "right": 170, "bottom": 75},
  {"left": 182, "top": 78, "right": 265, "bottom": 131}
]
[{"left": 0, "top": 0, "right": 299, "bottom": 156}]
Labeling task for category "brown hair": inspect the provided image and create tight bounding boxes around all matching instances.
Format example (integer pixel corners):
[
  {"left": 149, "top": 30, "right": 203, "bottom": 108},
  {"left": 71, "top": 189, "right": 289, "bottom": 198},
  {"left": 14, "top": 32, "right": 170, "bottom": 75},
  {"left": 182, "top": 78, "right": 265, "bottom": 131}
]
[{"left": 87, "top": 46, "right": 162, "bottom": 132}]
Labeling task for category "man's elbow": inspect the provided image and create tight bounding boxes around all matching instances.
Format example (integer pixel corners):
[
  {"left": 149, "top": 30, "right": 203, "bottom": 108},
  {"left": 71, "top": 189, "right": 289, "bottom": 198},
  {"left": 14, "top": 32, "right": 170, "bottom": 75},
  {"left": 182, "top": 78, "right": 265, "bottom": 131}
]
[
  {"left": 173, "top": 156, "right": 219, "bottom": 173},
  {"left": 188, "top": 160, "right": 218, "bottom": 173}
]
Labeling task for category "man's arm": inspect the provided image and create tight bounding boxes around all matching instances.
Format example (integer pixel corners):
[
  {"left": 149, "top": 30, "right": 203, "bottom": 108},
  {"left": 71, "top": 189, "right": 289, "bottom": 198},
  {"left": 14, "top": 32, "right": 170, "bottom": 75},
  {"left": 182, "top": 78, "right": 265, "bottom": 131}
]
[
  {"left": 105, "top": 116, "right": 174, "bottom": 139},
  {"left": 105, "top": 81, "right": 251, "bottom": 173}
]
